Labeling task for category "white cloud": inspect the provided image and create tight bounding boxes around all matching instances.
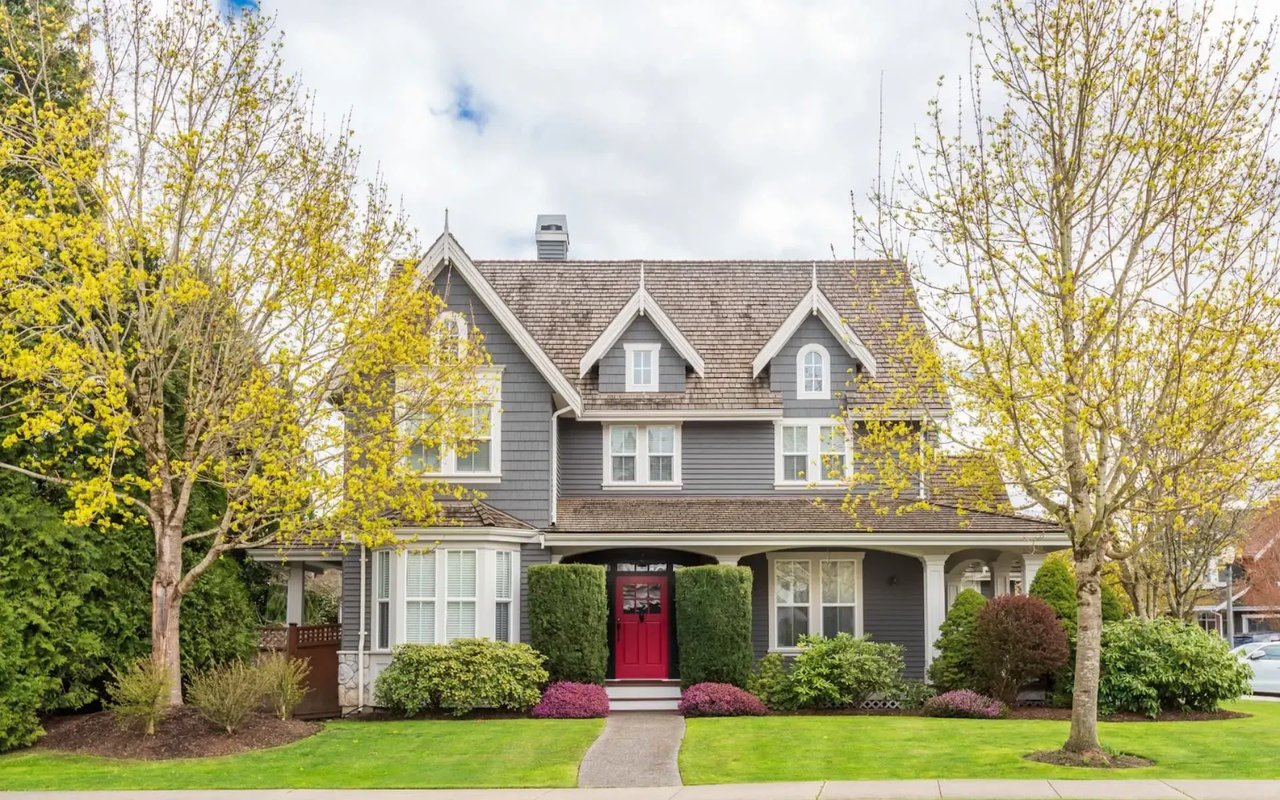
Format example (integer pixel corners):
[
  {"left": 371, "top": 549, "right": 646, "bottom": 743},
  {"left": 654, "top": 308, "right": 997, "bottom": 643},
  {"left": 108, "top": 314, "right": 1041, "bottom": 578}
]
[{"left": 271, "top": 0, "right": 973, "bottom": 259}]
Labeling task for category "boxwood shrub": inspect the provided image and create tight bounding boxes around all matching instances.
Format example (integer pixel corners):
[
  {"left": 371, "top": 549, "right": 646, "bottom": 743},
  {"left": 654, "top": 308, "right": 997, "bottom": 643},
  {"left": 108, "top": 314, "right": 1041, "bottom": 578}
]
[
  {"left": 375, "top": 639, "right": 548, "bottom": 717},
  {"left": 527, "top": 564, "right": 608, "bottom": 684},
  {"left": 674, "top": 565, "right": 753, "bottom": 688},
  {"left": 928, "top": 588, "right": 987, "bottom": 692}
]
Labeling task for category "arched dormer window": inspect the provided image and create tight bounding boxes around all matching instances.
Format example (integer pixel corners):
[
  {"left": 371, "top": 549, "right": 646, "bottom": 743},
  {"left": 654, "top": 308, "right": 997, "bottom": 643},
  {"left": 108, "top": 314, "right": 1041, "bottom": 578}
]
[{"left": 797, "top": 343, "right": 830, "bottom": 400}]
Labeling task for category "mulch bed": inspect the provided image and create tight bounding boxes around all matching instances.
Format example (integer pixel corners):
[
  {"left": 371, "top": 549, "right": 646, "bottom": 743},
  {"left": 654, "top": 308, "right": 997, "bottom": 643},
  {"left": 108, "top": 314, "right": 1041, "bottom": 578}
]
[
  {"left": 40, "top": 707, "right": 319, "bottom": 760},
  {"left": 1026, "top": 749, "right": 1155, "bottom": 769},
  {"left": 1008, "top": 706, "right": 1248, "bottom": 722}
]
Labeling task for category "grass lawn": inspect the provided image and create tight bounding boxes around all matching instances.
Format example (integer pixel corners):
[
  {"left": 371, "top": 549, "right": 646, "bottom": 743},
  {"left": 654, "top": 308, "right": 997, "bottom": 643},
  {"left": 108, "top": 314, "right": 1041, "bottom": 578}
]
[
  {"left": 680, "top": 700, "right": 1279, "bottom": 784},
  {"left": 0, "top": 718, "right": 603, "bottom": 790}
]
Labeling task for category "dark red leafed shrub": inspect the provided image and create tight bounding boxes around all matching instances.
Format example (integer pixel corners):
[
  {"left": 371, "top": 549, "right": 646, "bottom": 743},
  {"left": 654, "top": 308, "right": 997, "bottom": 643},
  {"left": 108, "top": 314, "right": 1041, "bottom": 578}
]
[
  {"left": 922, "top": 689, "right": 1006, "bottom": 719},
  {"left": 974, "top": 594, "right": 1069, "bottom": 705},
  {"left": 530, "top": 681, "right": 609, "bottom": 719},
  {"left": 678, "top": 682, "right": 769, "bottom": 717}
]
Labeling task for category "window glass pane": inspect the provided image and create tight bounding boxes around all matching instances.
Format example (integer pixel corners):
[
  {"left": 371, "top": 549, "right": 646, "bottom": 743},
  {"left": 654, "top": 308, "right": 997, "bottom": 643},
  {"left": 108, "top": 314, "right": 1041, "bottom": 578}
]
[
  {"left": 822, "top": 605, "right": 856, "bottom": 636},
  {"left": 611, "top": 426, "right": 637, "bottom": 454},
  {"left": 406, "top": 551, "right": 436, "bottom": 598},
  {"left": 648, "top": 426, "right": 674, "bottom": 454},
  {"left": 376, "top": 603, "right": 390, "bottom": 649},
  {"left": 775, "top": 561, "right": 810, "bottom": 604},
  {"left": 447, "top": 601, "right": 476, "bottom": 641},
  {"left": 612, "top": 455, "right": 636, "bottom": 482},
  {"left": 495, "top": 603, "right": 511, "bottom": 642},
  {"left": 495, "top": 551, "right": 513, "bottom": 600},
  {"left": 375, "top": 552, "right": 391, "bottom": 600},
  {"left": 777, "top": 606, "right": 809, "bottom": 648},
  {"left": 821, "top": 561, "right": 856, "bottom": 604},
  {"left": 456, "top": 440, "right": 490, "bottom": 473},
  {"left": 649, "top": 455, "right": 673, "bottom": 482},
  {"left": 820, "top": 426, "right": 845, "bottom": 480},
  {"left": 632, "top": 349, "right": 653, "bottom": 385},
  {"left": 447, "top": 550, "right": 477, "bottom": 597},
  {"left": 405, "top": 600, "right": 435, "bottom": 643},
  {"left": 782, "top": 425, "right": 807, "bottom": 454},
  {"left": 804, "top": 350, "right": 824, "bottom": 392}
]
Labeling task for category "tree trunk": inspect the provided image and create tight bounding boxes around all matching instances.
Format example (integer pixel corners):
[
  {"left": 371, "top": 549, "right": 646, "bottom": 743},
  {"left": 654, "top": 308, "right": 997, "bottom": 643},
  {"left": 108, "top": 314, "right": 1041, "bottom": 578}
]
[
  {"left": 1064, "top": 548, "right": 1104, "bottom": 754},
  {"left": 151, "top": 523, "right": 185, "bottom": 705}
]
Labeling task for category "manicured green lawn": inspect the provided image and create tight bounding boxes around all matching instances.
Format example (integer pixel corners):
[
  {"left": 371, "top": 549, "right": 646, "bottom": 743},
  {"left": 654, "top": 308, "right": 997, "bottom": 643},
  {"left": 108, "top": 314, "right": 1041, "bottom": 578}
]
[
  {"left": 0, "top": 718, "right": 603, "bottom": 790},
  {"left": 680, "top": 700, "right": 1280, "bottom": 784}
]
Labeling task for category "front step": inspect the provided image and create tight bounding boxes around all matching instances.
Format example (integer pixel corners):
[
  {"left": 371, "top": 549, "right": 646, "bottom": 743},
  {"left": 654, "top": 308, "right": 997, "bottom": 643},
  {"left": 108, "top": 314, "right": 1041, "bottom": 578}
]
[{"left": 605, "top": 680, "right": 682, "bottom": 712}]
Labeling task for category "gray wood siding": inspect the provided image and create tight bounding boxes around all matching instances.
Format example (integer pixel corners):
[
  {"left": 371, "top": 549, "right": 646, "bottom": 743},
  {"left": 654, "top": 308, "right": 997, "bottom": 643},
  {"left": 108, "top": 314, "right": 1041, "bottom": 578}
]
[
  {"left": 434, "top": 268, "right": 553, "bottom": 527},
  {"left": 770, "top": 315, "right": 859, "bottom": 417},
  {"left": 597, "top": 315, "right": 687, "bottom": 393},
  {"left": 519, "top": 543, "right": 551, "bottom": 644},
  {"left": 340, "top": 548, "right": 365, "bottom": 651},
  {"left": 745, "top": 549, "right": 926, "bottom": 679}
]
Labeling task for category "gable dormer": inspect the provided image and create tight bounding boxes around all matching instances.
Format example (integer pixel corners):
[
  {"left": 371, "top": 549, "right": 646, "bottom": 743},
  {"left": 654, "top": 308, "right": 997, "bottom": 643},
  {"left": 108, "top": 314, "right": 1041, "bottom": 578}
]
[{"left": 578, "top": 269, "right": 705, "bottom": 394}]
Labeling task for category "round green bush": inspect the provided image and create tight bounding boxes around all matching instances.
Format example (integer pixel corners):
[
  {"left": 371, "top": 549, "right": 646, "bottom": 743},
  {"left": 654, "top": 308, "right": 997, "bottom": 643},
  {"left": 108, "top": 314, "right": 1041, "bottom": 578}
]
[
  {"left": 786, "top": 633, "right": 905, "bottom": 710},
  {"left": 675, "top": 565, "right": 753, "bottom": 688},
  {"left": 928, "top": 588, "right": 987, "bottom": 692},
  {"left": 375, "top": 640, "right": 548, "bottom": 717},
  {"left": 1098, "top": 617, "right": 1251, "bottom": 717},
  {"left": 527, "top": 564, "right": 607, "bottom": 684}
]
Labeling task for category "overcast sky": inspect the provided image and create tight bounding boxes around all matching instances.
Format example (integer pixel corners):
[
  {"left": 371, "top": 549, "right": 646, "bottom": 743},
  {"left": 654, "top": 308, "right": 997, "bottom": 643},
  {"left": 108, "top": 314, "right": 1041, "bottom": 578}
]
[{"left": 268, "top": 1, "right": 975, "bottom": 261}]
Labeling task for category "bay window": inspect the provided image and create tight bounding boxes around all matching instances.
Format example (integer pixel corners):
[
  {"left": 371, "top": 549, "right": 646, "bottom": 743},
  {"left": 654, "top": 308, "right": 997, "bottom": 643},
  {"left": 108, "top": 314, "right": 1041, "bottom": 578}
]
[
  {"left": 768, "top": 552, "right": 864, "bottom": 651},
  {"left": 776, "top": 419, "right": 852, "bottom": 486},
  {"left": 604, "top": 423, "right": 681, "bottom": 487},
  {"left": 404, "top": 551, "right": 436, "bottom": 643}
]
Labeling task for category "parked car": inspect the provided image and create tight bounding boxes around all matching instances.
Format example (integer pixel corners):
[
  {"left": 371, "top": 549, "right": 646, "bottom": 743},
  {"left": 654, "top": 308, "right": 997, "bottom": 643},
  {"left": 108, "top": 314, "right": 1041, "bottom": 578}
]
[{"left": 1233, "top": 642, "right": 1280, "bottom": 694}]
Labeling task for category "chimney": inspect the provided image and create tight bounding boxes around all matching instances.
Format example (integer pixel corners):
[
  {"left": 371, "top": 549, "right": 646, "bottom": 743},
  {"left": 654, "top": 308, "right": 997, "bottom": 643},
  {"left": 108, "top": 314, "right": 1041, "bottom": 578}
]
[{"left": 535, "top": 214, "right": 569, "bottom": 261}]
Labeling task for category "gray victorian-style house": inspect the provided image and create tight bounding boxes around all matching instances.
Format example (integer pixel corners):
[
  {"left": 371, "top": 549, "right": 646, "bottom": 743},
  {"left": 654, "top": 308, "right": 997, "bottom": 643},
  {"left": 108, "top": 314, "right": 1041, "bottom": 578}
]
[{"left": 330, "top": 216, "right": 1067, "bottom": 711}]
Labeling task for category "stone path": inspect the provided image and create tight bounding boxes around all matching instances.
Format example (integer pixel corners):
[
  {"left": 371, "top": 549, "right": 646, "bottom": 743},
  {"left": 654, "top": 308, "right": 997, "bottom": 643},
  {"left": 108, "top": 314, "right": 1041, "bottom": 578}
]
[
  {"left": 8, "top": 780, "right": 1280, "bottom": 799},
  {"left": 575, "top": 711, "right": 684, "bottom": 788}
]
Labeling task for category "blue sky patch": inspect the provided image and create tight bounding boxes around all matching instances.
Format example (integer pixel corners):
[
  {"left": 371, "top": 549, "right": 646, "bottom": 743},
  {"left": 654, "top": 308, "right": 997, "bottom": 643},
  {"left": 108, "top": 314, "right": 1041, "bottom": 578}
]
[
  {"left": 447, "top": 82, "right": 489, "bottom": 133},
  {"left": 221, "top": 0, "right": 259, "bottom": 17}
]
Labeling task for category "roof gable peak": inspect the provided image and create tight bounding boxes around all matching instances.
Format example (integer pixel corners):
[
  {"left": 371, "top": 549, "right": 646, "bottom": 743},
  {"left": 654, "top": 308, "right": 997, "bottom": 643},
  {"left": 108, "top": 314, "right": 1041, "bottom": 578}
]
[
  {"left": 752, "top": 284, "right": 879, "bottom": 378},
  {"left": 578, "top": 274, "right": 706, "bottom": 378}
]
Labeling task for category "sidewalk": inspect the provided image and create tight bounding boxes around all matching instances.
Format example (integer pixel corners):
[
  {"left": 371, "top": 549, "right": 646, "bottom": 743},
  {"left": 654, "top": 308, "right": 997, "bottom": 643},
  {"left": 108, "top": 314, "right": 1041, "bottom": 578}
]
[{"left": 6, "top": 781, "right": 1280, "bottom": 799}]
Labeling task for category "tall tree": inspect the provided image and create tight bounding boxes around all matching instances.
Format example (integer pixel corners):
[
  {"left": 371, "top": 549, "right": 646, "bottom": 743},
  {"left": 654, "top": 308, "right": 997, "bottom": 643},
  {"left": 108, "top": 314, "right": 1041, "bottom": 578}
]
[
  {"left": 0, "top": 0, "right": 488, "bottom": 702},
  {"left": 856, "top": 0, "right": 1280, "bottom": 757}
]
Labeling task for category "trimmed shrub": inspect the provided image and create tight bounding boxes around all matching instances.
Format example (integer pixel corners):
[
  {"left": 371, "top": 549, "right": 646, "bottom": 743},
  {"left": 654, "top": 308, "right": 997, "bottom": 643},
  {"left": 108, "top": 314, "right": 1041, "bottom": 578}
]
[
  {"left": 787, "top": 633, "right": 905, "bottom": 710},
  {"left": 923, "top": 689, "right": 1006, "bottom": 719},
  {"left": 679, "top": 682, "right": 769, "bottom": 717},
  {"left": 106, "top": 658, "right": 172, "bottom": 736},
  {"left": 1097, "top": 617, "right": 1251, "bottom": 717},
  {"left": 531, "top": 682, "right": 610, "bottom": 719},
  {"left": 375, "top": 639, "right": 549, "bottom": 717},
  {"left": 1030, "top": 556, "right": 1128, "bottom": 631},
  {"left": 975, "top": 595, "right": 1070, "bottom": 705},
  {"left": 188, "top": 660, "right": 265, "bottom": 734},
  {"left": 674, "top": 565, "right": 753, "bottom": 688},
  {"left": 0, "top": 602, "right": 43, "bottom": 752},
  {"left": 527, "top": 564, "right": 608, "bottom": 684},
  {"left": 747, "top": 652, "right": 793, "bottom": 711},
  {"left": 928, "top": 588, "right": 987, "bottom": 692},
  {"left": 260, "top": 654, "right": 310, "bottom": 721}
]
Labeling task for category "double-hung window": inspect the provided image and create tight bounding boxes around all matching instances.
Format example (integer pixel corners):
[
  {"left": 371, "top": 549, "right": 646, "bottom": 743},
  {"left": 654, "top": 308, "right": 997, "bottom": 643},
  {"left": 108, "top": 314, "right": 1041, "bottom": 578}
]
[
  {"left": 776, "top": 419, "right": 851, "bottom": 485},
  {"left": 374, "top": 550, "right": 391, "bottom": 649},
  {"left": 402, "top": 368, "right": 503, "bottom": 478},
  {"left": 769, "top": 552, "right": 864, "bottom": 651},
  {"left": 604, "top": 423, "right": 681, "bottom": 486},
  {"left": 446, "top": 550, "right": 477, "bottom": 641},
  {"left": 494, "top": 551, "right": 513, "bottom": 642},
  {"left": 377, "top": 547, "right": 519, "bottom": 647},
  {"left": 404, "top": 551, "right": 436, "bottom": 643},
  {"left": 624, "top": 343, "right": 661, "bottom": 392}
]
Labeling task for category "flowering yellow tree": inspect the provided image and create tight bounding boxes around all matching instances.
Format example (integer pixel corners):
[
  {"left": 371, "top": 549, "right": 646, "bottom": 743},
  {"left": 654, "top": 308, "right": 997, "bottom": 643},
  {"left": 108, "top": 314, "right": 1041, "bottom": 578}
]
[
  {"left": 0, "top": 0, "right": 488, "bottom": 702},
  {"left": 856, "top": 0, "right": 1280, "bottom": 758}
]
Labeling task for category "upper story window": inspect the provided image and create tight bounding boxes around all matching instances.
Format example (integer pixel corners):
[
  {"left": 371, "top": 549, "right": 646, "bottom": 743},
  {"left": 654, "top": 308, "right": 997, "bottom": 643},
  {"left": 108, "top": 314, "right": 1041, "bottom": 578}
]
[
  {"left": 796, "top": 343, "right": 830, "bottom": 399},
  {"left": 434, "top": 310, "right": 469, "bottom": 356},
  {"left": 624, "top": 343, "right": 661, "bottom": 392},
  {"left": 403, "top": 367, "right": 503, "bottom": 480},
  {"left": 776, "top": 419, "right": 850, "bottom": 486},
  {"left": 604, "top": 423, "right": 681, "bottom": 487}
]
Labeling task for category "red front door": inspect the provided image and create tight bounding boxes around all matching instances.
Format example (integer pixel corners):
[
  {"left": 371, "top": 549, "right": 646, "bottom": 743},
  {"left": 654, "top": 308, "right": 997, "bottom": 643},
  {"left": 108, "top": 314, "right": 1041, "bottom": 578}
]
[{"left": 614, "top": 575, "right": 669, "bottom": 679}]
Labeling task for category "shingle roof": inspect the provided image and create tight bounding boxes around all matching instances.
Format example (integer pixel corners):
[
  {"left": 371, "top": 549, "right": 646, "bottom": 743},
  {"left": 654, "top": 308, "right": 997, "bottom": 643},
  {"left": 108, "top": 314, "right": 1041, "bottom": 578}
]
[
  {"left": 553, "top": 496, "right": 1059, "bottom": 535},
  {"left": 468, "top": 260, "right": 948, "bottom": 412},
  {"left": 436, "top": 499, "right": 537, "bottom": 530}
]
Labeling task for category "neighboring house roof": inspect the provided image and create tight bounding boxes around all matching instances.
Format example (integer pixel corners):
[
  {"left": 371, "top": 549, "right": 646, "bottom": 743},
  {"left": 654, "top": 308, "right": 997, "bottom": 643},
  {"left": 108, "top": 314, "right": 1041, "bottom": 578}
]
[
  {"left": 467, "top": 255, "right": 949, "bottom": 414},
  {"left": 1243, "top": 501, "right": 1280, "bottom": 560},
  {"left": 552, "top": 496, "right": 1060, "bottom": 536}
]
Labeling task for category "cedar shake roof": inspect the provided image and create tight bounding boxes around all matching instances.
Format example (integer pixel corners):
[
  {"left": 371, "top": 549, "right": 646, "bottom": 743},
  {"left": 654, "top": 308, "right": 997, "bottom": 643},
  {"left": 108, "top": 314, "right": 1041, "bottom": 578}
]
[
  {"left": 436, "top": 499, "right": 537, "bottom": 530},
  {"left": 553, "top": 496, "right": 1060, "bottom": 535},
  {"left": 467, "top": 260, "right": 948, "bottom": 413}
]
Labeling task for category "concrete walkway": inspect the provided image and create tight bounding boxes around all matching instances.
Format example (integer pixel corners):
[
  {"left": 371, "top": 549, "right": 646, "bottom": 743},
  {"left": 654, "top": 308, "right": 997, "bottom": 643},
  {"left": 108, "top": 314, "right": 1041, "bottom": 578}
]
[
  {"left": 575, "top": 711, "right": 684, "bottom": 788},
  {"left": 6, "top": 782, "right": 1280, "bottom": 799}
]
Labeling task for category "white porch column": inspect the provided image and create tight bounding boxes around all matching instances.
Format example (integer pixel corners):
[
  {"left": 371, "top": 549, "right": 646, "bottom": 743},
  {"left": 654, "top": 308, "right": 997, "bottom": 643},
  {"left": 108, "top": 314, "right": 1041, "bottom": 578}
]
[
  {"left": 1022, "top": 553, "right": 1047, "bottom": 590},
  {"left": 285, "top": 562, "right": 306, "bottom": 626},
  {"left": 991, "top": 552, "right": 1021, "bottom": 596},
  {"left": 921, "top": 554, "right": 949, "bottom": 668},
  {"left": 945, "top": 560, "right": 970, "bottom": 609}
]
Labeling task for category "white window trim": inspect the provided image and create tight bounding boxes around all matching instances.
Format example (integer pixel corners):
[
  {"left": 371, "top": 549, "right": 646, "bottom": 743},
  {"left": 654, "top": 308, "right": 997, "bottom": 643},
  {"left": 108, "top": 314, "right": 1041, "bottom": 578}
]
[
  {"left": 624, "top": 342, "right": 661, "bottom": 392},
  {"left": 403, "top": 366, "right": 504, "bottom": 482},
  {"left": 602, "top": 422, "right": 682, "bottom": 489},
  {"left": 766, "top": 551, "right": 865, "bottom": 653},
  {"left": 796, "top": 343, "right": 831, "bottom": 400},
  {"left": 376, "top": 544, "right": 520, "bottom": 651},
  {"left": 774, "top": 418, "right": 852, "bottom": 487}
]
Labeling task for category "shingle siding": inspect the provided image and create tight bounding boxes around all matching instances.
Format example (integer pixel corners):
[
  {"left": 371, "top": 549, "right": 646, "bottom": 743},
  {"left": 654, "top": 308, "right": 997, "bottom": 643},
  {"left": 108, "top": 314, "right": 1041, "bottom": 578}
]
[
  {"left": 433, "top": 267, "right": 553, "bottom": 528},
  {"left": 340, "top": 548, "right": 365, "bottom": 651},
  {"left": 597, "top": 315, "right": 687, "bottom": 393}
]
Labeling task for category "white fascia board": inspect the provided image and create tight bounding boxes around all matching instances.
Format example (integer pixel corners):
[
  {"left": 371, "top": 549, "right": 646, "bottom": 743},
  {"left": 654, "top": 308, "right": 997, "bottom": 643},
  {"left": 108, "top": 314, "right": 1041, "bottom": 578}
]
[
  {"left": 392, "top": 526, "right": 542, "bottom": 544},
  {"left": 543, "top": 530, "right": 1072, "bottom": 549},
  {"left": 578, "top": 287, "right": 705, "bottom": 377},
  {"left": 420, "top": 233, "right": 583, "bottom": 415},
  {"left": 578, "top": 408, "right": 783, "bottom": 422},
  {"left": 752, "top": 287, "right": 879, "bottom": 378}
]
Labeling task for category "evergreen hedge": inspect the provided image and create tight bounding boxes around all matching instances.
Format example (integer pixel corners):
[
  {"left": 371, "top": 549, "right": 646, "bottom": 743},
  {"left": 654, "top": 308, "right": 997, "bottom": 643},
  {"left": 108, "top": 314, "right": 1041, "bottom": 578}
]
[
  {"left": 674, "top": 565, "right": 753, "bottom": 688},
  {"left": 527, "top": 564, "right": 608, "bottom": 684},
  {"left": 928, "top": 587, "right": 987, "bottom": 691}
]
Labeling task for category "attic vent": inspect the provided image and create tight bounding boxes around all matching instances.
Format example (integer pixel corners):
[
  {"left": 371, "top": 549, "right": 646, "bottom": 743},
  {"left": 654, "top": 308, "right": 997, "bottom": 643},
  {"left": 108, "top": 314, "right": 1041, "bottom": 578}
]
[{"left": 535, "top": 214, "right": 569, "bottom": 261}]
